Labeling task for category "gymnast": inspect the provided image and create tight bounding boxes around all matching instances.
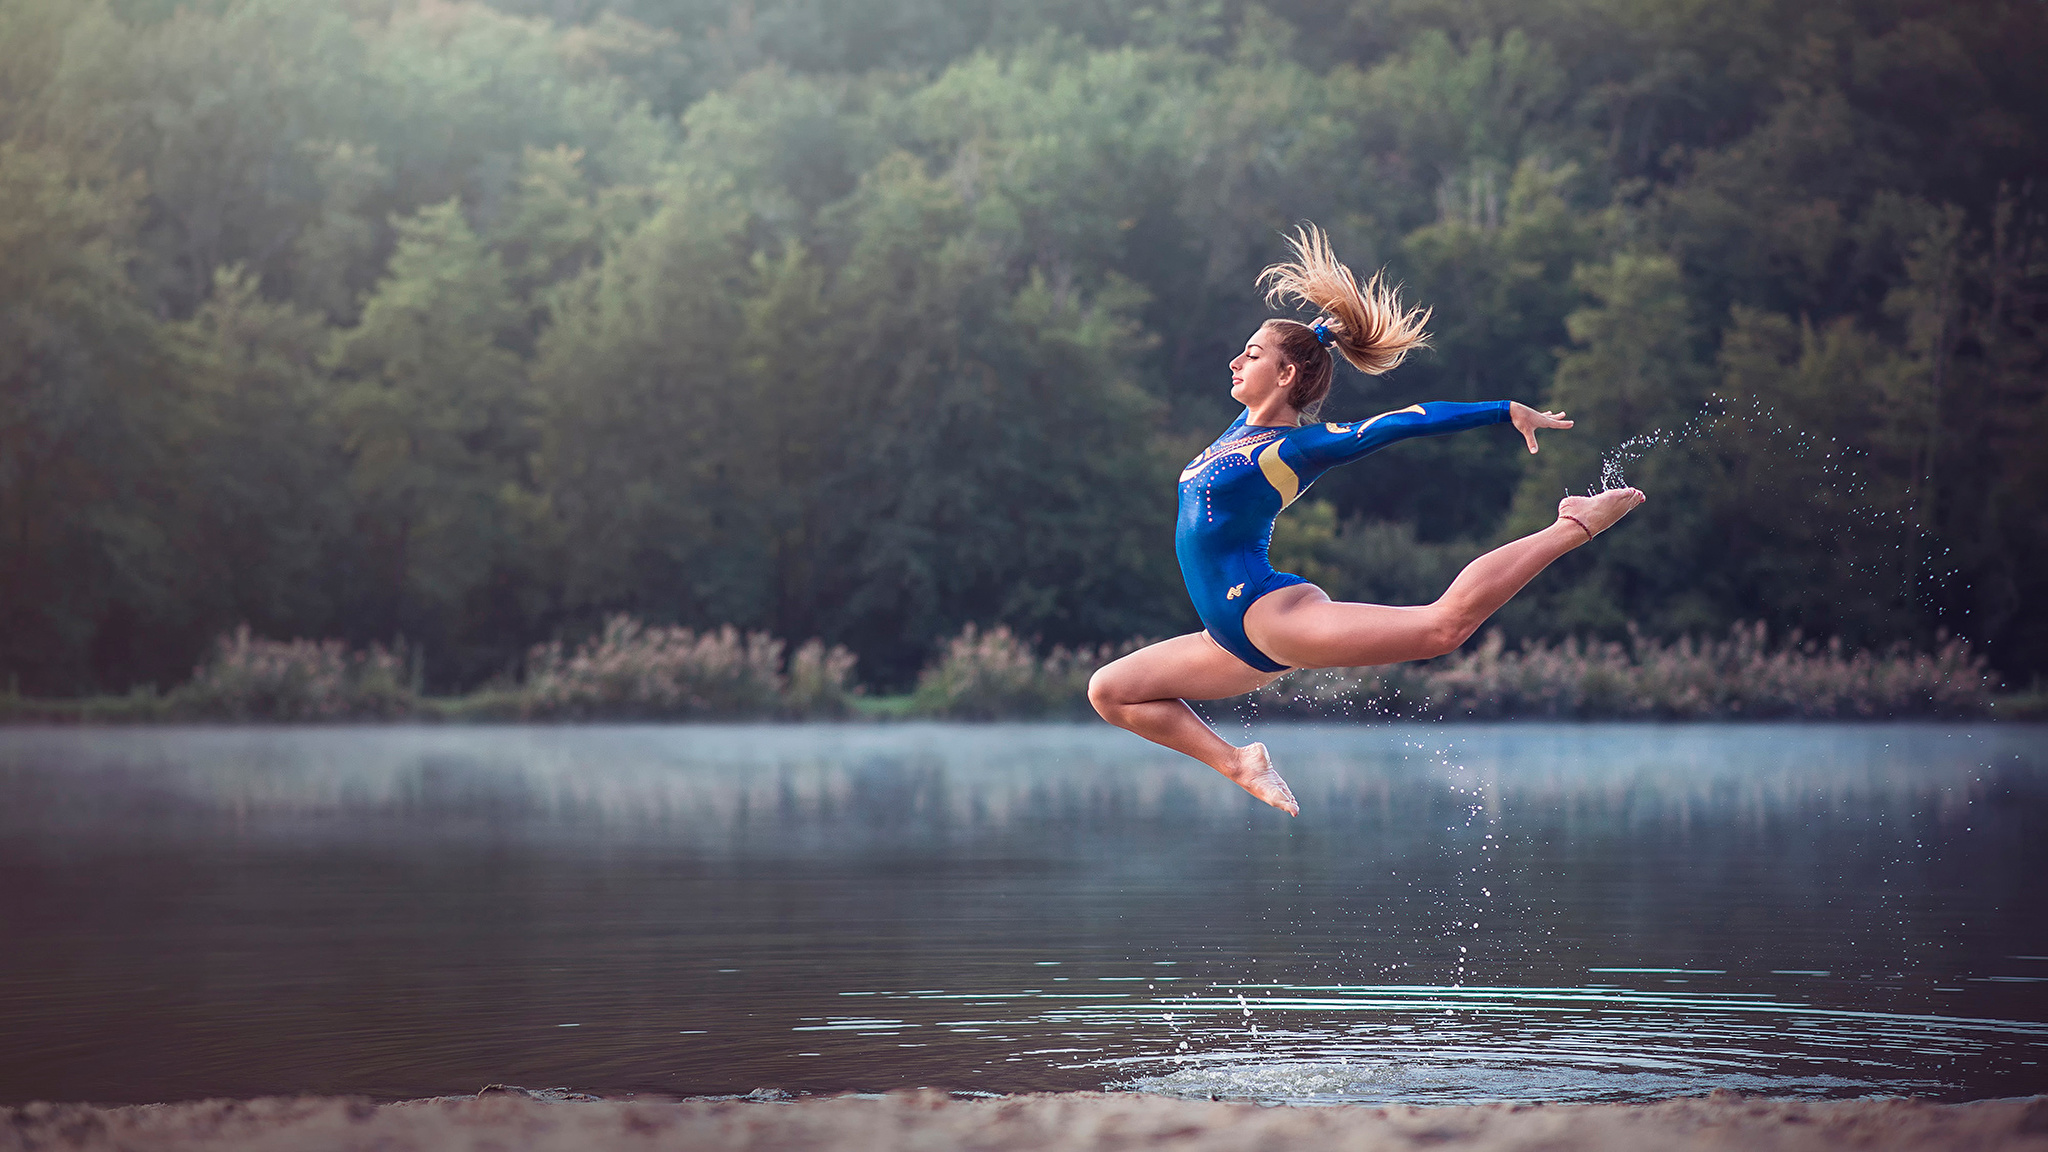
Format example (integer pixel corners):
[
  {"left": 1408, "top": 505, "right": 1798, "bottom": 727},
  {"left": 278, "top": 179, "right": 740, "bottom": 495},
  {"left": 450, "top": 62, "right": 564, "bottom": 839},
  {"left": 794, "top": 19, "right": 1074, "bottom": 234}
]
[{"left": 1087, "top": 224, "right": 1645, "bottom": 815}]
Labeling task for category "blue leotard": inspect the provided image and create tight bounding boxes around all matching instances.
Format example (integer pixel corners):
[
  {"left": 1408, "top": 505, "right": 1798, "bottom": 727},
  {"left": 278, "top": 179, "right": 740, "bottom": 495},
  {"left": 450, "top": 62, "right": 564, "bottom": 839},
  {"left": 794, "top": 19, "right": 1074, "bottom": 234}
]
[{"left": 1175, "top": 400, "right": 1511, "bottom": 672}]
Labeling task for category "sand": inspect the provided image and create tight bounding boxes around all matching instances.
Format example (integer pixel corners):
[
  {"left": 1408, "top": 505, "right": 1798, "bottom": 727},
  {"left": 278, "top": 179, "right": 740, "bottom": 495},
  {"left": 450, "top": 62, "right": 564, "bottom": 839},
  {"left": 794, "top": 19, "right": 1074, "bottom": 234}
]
[{"left": 5, "top": 1089, "right": 2047, "bottom": 1152}]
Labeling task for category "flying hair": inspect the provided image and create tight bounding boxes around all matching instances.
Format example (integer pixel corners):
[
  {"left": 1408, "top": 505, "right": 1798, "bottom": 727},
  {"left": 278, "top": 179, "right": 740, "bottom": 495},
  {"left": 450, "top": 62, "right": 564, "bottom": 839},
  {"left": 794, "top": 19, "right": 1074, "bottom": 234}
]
[{"left": 1257, "top": 223, "right": 1431, "bottom": 379}]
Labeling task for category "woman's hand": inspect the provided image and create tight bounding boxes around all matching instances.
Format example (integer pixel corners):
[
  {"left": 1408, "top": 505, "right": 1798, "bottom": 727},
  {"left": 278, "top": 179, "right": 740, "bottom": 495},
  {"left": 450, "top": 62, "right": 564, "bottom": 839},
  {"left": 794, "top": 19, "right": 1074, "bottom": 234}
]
[{"left": 1509, "top": 401, "right": 1572, "bottom": 454}]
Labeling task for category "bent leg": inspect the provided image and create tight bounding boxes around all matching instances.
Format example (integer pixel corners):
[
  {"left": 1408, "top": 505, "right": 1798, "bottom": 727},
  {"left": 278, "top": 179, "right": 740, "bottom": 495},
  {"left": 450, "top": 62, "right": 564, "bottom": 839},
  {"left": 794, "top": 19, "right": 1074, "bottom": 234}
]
[
  {"left": 1087, "top": 633, "right": 1298, "bottom": 815},
  {"left": 1246, "top": 487, "right": 1644, "bottom": 670},
  {"left": 1088, "top": 633, "right": 1280, "bottom": 768}
]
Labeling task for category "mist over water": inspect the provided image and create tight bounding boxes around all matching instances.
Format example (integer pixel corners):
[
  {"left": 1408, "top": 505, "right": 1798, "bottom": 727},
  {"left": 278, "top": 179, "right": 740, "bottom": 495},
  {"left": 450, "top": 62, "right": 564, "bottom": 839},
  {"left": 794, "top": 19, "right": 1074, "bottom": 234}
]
[{"left": 0, "top": 723, "right": 2042, "bottom": 1106}]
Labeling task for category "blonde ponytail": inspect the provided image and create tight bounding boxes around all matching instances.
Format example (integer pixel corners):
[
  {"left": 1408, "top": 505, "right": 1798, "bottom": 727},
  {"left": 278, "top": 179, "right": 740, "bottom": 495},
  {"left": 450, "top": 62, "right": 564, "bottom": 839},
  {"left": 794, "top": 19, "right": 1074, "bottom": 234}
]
[{"left": 1258, "top": 223, "right": 1431, "bottom": 377}]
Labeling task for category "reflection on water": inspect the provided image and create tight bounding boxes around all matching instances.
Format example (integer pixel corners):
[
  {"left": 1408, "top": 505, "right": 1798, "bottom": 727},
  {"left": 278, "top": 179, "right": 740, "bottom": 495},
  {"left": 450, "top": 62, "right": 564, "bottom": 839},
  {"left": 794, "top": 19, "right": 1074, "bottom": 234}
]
[{"left": 0, "top": 722, "right": 2042, "bottom": 1105}]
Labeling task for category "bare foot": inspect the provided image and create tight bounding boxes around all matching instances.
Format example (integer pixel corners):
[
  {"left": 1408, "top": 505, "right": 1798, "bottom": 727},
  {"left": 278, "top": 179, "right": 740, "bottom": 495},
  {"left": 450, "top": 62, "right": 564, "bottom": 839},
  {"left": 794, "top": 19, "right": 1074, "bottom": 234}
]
[
  {"left": 1221, "top": 742, "right": 1299, "bottom": 816},
  {"left": 1557, "top": 487, "right": 1645, "bottom": 541}
]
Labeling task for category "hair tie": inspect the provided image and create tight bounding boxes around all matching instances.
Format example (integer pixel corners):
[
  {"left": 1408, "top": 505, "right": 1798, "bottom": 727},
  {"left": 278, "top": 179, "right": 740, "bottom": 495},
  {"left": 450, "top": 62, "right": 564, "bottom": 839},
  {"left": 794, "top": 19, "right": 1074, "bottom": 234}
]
[{"left": 1310, "top": 317, "right": 1335, "bottom": 347}]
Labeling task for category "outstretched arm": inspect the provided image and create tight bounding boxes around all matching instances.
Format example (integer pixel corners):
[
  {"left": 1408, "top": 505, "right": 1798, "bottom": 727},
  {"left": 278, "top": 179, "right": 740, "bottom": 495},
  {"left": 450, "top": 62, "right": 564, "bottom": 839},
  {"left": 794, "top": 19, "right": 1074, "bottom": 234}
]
[
  {"left": 1285, "top": 400, "right": 1507, "bottom": 472},
  {"left": 1287, "top": 400, "right": 1573, "bottom": 472}
]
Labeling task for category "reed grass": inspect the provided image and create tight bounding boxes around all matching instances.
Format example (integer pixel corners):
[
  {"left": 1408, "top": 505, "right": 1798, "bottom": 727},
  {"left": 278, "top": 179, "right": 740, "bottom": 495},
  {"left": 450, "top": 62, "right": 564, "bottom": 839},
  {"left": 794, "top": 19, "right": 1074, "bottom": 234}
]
[
  {"left": 907, "top": 621, "right": 1994, "bottom": 721},
  {"left": 515, "top": 615, "right": 859, "bottom": 720},
  {"left": 0, "top": 619, "right": 2005, "bottom": 723},
  {"left": 906, "top": 625, "right": 1142, "bottom": 719},
  {"left": 1251, "top": 623, "right": 1995, "bottom": 720},
  {"left": 172, "top": 625, "right": 416, "bottom": 720}
]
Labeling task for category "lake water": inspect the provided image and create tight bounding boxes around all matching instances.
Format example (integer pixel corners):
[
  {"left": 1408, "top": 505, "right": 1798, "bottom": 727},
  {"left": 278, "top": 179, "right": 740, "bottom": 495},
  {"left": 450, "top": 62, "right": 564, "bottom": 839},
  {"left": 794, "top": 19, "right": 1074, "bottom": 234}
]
[{"left": 1, "top": 722, "right": 2043, "bottom": 1107}]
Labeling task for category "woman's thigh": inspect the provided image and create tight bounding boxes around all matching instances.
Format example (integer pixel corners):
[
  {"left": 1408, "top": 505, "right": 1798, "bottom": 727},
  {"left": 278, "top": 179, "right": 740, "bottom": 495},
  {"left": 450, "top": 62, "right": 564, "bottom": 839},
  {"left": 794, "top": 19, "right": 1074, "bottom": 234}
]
[
  {"left": 1242, "top": 584, "right": 1447, "bottom": 670},
  {"left": 1093, "top": 632, "right": 1285, "bottom": 703}
]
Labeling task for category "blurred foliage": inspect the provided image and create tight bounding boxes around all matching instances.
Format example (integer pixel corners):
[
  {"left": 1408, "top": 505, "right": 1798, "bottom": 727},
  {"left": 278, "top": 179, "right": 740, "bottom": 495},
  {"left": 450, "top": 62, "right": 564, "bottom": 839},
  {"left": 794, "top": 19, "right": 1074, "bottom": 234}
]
[
  {"left": 516, "top": 613, "right": 858, "bottom": 718},
  {"left": 0, "top": 0, "right": 2043, "bottom": 694},
  {"left": 909, "top": 624, "right": 1143, "bottom": 719},
  {"left": 172, "top": 624, "right": 417, "bottom": 720},
  {"left": 1252, "top": 622, "right": 1998, "bottom": 720}
]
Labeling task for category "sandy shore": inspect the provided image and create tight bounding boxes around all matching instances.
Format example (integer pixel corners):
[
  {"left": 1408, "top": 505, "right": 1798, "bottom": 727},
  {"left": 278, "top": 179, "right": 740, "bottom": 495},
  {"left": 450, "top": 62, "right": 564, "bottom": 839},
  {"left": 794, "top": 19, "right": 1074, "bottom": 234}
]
[{"left": 4, "top": 1089, "right": 2046, "bottom": 1151}]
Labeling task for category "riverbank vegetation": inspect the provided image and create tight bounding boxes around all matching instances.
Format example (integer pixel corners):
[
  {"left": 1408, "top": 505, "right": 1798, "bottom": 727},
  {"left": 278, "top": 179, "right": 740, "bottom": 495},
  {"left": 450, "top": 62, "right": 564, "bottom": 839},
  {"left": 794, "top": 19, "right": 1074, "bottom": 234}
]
[
  {"left": 3, "top": 0, "right": 2044, "bottom": 699},
  {"left": 0, "top": 619, "right": 2016, "bottom": 723}
]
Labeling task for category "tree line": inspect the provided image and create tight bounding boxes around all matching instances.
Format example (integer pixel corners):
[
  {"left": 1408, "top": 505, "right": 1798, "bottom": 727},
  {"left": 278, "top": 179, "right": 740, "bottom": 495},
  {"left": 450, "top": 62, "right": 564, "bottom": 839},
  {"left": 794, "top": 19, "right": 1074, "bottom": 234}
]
[{"left": 2, "top": 0, "right": 2043, "bottom": 695}]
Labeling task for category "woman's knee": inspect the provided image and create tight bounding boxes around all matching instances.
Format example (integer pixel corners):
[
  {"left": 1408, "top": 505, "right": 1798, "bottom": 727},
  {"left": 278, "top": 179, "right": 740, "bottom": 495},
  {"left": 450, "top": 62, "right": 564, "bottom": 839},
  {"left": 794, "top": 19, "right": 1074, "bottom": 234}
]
[
  {"left": 1086, "top": 666, "right": 1125, "bottom": 721},
  {"left": 1420, "top": 608, "right": 1479, "bottom": 659}
]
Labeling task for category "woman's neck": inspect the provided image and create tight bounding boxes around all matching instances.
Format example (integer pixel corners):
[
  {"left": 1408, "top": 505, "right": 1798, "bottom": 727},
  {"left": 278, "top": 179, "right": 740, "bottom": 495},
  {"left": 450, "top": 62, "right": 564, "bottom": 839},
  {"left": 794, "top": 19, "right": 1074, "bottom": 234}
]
[{"left": 1242, "top": 398, "right": 1300, "bottom": 427}]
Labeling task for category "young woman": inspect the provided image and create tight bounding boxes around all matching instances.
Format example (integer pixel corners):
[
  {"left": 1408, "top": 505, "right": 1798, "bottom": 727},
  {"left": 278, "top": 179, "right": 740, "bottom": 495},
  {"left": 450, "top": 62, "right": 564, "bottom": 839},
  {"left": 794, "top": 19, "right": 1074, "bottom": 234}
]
[{"left": 1088, "top": 225, "right": 1646, "bottom": 815}]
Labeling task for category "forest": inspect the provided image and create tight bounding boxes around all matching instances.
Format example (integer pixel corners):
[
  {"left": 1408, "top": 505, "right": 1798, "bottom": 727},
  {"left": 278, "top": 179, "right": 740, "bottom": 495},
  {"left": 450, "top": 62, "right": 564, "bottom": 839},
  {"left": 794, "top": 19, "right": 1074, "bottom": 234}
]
[{"left": 2, "top": 0, "right": 2043, "bottom": 696}]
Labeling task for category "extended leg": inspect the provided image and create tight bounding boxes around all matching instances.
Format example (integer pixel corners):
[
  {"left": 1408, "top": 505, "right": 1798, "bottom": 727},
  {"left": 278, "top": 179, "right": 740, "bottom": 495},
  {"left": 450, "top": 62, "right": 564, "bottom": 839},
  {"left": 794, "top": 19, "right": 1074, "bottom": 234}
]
[
  {"left": 1247, "top": 487, "right": 1644, "bottom": 670},
  {"left": 1087, "top": 633, "right": 1299, "bottom": 815}
]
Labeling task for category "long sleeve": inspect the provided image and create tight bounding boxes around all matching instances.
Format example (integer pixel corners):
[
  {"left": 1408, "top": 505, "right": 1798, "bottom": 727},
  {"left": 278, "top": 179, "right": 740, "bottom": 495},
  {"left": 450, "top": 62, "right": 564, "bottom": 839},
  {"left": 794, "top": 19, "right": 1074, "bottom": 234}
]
[
  {"left": 1287, "top": 400, "right": 1510, "bottom": 472},
  {"left": 1253, "top": 400, "right": 1511, "bottom": 509}
]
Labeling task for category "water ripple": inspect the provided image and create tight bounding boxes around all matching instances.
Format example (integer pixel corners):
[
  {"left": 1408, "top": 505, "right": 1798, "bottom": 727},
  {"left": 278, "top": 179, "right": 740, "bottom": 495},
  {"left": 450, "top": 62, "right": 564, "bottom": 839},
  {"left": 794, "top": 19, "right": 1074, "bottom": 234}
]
[{"left": 827, "top": 978, "right": 2048, "bottom": 1104}]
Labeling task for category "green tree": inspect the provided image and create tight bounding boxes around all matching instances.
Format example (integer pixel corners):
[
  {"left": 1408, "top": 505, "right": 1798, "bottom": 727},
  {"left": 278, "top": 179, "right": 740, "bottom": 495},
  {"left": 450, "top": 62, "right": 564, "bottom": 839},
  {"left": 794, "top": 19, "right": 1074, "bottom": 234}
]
[
  {"left": 169, "top": 265, "right": 349, "bottom": 644},
  {"left": 326, "top": 199, "right": 536, "bottom": 683},
  {"left": 1704, "top": 306, "right": 1921, "bottom": 645},
  {"left": 0, "top": 142, "right": 181, "bottom": 692},
  {"left": 801, "top": 150, "right": 1181, "bottom": 675},
  {"left": 1499, "top": 249, "right": 1713, "bottom": 637},
  {"left": 39, "top": 0, "right": 367, "bottom": 315},
  {"left": 530, "top": 171, "right": 760, "bottom": 637}
]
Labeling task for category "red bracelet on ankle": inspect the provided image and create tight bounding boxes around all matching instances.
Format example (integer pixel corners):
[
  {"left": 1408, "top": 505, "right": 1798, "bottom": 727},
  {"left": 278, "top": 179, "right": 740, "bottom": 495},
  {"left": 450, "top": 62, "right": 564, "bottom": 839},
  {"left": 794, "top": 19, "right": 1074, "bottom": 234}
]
[{"left": 1560, "top": 513, "right": 1594, "bottom": 542}]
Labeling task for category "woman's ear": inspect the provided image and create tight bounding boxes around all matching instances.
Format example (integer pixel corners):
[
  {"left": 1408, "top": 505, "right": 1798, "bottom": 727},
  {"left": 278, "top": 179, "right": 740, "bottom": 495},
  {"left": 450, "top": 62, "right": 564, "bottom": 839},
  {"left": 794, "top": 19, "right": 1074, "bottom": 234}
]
[{"left": 1276, "top": 360, "right": 1298, "bottom": 389}]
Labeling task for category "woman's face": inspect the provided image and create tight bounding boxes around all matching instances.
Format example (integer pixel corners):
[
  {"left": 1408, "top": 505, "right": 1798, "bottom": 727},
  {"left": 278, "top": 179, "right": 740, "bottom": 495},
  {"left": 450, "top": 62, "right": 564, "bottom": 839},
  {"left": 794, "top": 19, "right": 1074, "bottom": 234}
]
[{"left": 1229, "top": 324, "right": 1297, "bottom": 407}]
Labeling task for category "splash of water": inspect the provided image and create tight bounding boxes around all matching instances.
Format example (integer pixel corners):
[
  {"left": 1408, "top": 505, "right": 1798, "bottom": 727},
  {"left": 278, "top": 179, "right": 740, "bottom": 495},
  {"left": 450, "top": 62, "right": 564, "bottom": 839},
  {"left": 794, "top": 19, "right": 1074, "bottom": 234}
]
[
  {"left": 1591, "top": 394, "right": 1749, "bottom": 493},
  {"left": 1588, "top": 392, "right": 1897, "bottom": 495},
  {"left": 1583, "top": 393, "right": 1961, "bottom": 622}
]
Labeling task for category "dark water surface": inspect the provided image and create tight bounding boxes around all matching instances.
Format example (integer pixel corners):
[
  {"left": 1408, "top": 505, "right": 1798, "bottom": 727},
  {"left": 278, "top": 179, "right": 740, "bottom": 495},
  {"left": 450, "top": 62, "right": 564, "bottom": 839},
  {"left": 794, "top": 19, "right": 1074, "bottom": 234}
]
[{"left": 1, "top": 722, "right": 2043, "bottom": 1106}]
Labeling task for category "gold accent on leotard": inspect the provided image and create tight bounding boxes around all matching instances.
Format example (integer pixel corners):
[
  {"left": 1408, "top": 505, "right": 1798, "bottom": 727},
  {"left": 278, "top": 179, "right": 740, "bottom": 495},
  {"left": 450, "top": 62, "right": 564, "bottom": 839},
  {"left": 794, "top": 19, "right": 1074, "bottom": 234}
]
[
  {"left": 1178, "top": 429, "right": 1284, "bottom": 482},
  {"left": 1257, "top": 441, "right": 1300, "bottom": 508},
  {"left": 1356, "top": 403, "right": 1426, "bottom": 432}
]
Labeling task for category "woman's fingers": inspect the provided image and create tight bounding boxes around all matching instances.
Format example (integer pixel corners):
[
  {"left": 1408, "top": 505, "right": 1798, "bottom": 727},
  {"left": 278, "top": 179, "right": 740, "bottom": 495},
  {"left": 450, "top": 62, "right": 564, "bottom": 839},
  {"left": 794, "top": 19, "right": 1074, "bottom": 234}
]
[
  {"left": 1520, "top": 411, "right": 1572, "bottom": 453},
  {"left": 1511, "top": 405, "right": 1572, "bottom": 452}
]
